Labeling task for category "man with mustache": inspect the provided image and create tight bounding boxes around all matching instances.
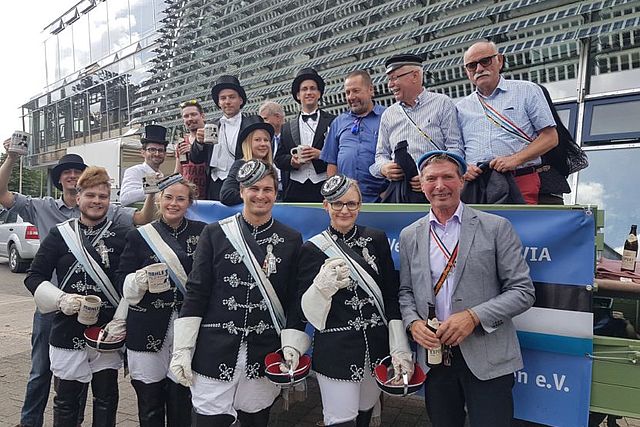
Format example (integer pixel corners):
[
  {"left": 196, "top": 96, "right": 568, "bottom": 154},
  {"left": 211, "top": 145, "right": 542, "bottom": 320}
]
[
  {"left": 370, "top": 54, "right": 464, "bottom": 202},
  {"left": 175, "top": 99, "right": 208, "bottom": 199},
  {"left": 456, "top": 41, "right": 558, "bottom": 204},
  {"left": 321, "top": 70, "right": 387, "bottom": 202}
]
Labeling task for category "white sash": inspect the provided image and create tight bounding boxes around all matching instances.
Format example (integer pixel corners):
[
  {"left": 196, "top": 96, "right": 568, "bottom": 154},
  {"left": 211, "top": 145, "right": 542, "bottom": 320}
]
[
  {"left": 310, "top": 231, "right": 387, "bottom": 325},
  {"left": 57, "top": 219, "right": 120, "bottom": 307},
  {"left": 137, "top": 224, "right": 188, "bottom": 295},
  {"left": 219, "top": 214, "right": 286, "bottom": 333}
]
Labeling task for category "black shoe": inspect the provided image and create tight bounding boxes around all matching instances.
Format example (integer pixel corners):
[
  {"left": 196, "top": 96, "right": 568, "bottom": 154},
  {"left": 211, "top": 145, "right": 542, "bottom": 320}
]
[
  {"left": 91, "top": 369, "right": 119, "bottom": 427},
  {"left": 131, "top": 379, "right": 166, "bottom": 426}
]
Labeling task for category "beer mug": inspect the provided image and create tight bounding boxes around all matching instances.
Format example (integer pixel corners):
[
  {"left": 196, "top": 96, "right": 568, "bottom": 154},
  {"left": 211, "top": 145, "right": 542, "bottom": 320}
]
[
  {"left": 146, "top": 263, "right": 171, "bottom": 294},
  {"left": 204, "top": 123, "right": 219, "bottom": 144},
  {"left": 78, "top": 295, "right": 102, "bottom": 326},
  {"left": 9, "top": 131, "right": 30, "bottom": 155},
  {"left": 143, "top": 173, "right": 160, "bottom": 194},
  {"left": 290, "top": 146, "right": 307, "bottom": 164}
]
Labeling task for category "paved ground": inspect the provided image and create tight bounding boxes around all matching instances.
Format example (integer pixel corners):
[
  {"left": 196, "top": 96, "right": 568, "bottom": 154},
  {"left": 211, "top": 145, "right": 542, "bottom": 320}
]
[{"left": 0, "top": 259, "right": 638, "bottom": 427}]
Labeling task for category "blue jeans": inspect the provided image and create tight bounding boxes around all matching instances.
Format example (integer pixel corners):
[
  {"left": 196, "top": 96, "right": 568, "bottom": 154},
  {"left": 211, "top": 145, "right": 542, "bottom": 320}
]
[{"left": 20, "top": 310, "right": 54, "bottom": 427}]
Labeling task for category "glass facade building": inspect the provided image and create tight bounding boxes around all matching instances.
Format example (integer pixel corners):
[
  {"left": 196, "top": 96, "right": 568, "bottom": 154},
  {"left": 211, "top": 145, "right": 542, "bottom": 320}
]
[{"left": 20, "top": 0, "right": 640, "bottom": 251}]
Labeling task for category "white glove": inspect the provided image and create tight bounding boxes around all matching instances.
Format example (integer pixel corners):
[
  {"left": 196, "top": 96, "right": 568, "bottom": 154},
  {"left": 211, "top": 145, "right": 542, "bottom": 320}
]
[
  {"left": 281, "top": 347, "right": 300, "bottom": 373},
  {"left": 58, "top": 293, "right": 84, "bottom": 316},
  {"left": 279, "top": 329, "right": 311, "bottom": 373},
  {"left": 170, "top": 316, "right": 202, "bottom": 387},
  {"left": 100, "top": 300, "right": 129, "bottom": 343},
  {"left": 312, "top": 258, "right": 351, "bottom": 299},
  {"left": 123, "top": 269, "right": 150, "bottom": 305},
  {"left": 33, "top": 281, "right": 64, "bottom": 313},
  {"left": 388, "top": 319, "right": 414, "bottom": 385}
]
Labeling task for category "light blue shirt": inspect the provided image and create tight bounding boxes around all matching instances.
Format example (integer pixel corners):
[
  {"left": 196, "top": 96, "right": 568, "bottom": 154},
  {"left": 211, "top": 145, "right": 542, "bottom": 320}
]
[
  {"left": 456, "top": 77, "right": 556, "bottom": 167},
  {"left": 428, "top": 202, "right": 463, "bottom": 321},
  {"left": 371, "top": 89, "right": 464, "bottom": 178},
  {"left": 321, "top": 104, "right": 387, "bottom": 202}
]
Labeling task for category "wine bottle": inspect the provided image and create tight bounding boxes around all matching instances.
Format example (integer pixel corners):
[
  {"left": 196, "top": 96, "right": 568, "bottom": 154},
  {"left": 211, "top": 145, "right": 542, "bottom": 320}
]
[
  {"left": 621, "top": 224, "right": 638, "bottom": 272},
  {"left": 426, "top": 304, "right": 442, "bottom": 366}
]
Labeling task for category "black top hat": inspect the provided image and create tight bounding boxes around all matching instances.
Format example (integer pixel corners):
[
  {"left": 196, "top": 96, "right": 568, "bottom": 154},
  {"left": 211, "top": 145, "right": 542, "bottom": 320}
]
[
  {"left": 140, "top": 124, "right": 169, "bottom": 145},
  {"left": 385, "top": 53, "right": 423, "bottom": 74},
  {"left": 211, "top": 75, "right": 247, "bottom": 109},
  {"left": 238, "top": 122, "right": 275, "bottom": 146},
  {"left": 51, "top": 153, "right": 88, "bottom": 191},
  {"left": 291, "top": 68, "right": 326, "bottom": 103},
  {"left": 321, "top": 174, "right": 352, "bottom": 202}
]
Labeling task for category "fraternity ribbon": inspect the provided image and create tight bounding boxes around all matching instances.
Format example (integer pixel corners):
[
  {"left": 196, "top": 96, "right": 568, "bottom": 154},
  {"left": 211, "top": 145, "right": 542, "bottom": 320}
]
[
  {"left": 219, "top": 214, "right": 286, "bottom": 334},
  {"left": 309, "top": 231, "right": 387, "bottom": 325},
  {"left": 57, "top": 219, "right": 120, "bottom": 307},
  {"left": 430, "top": 225, "right": 459, "bottom": 296},
  {"left": 137, "top": 224, "right": 188, "bottom": 296},
  {"left": 477, "top": 94, "right": 534, "bottom": 144}
]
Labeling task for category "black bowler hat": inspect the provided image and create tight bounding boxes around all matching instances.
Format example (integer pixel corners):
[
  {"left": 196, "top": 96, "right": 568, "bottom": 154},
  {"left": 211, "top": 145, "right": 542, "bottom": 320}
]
[
  {"left": 140, "top": 124, "right": 169, "bottom": 145},
  {"left": 238, "top": 122, "right": 275, "bottom": 146},
  {"left": 385, "top": 53, "right": 423, "bottom": 74},
  {"left": 211, "top": 75, "right": 247, "bottom": 108},
  {"left": 291, "top": 68, "right": 325, "bottom": 103},
  {"left": 51, "top": 153, "right": 88, "bottom": 190}
]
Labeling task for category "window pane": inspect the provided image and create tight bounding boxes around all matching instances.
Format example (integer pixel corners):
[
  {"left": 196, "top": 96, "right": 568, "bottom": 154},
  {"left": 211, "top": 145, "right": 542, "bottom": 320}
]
[
  {"left": 45, "top": 36, "right": 59, "bottom": 86},
  {"left": 73, "top": 14, "right": 91, "bottom": 71},
  {"left": 589, "top": 100, "right": 640, "bottom": 136},
  {"left": 108, "top": 0, "right": 131, "bottom": 52},
  {"left": 58, "top": 28, "right": 75, "bottom": 78},
  {"left": 576, "top": 147, "right": 640, "bottom": 257},
  {"left": 130, "top": 0, "right": 155, "bottom": 42},
  {"left": 89, "top": 2, "right": 109, "bottom": 62}
]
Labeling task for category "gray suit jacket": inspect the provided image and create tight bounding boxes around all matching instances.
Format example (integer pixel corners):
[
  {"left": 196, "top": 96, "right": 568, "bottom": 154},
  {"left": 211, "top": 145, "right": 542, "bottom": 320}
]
[{"left": 398, "top": 205, "right": 535, "bottom": 380}]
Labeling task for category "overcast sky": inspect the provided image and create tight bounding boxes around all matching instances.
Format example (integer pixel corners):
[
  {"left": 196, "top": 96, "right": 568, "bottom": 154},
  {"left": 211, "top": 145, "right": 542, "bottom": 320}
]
[{"left": 0, "top": 1, "right": 75, "bottom": 146}]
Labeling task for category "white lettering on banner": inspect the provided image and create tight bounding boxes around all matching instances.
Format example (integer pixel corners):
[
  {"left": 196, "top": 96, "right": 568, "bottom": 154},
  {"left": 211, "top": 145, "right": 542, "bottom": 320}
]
[
  {"left": 515, "top": 370, "right": 570, "bottom": 392},
  {"left": 387, "top": 238, "right": 400, "bottom": 253},
  {"left": 522, "top": 246, "right": 551, "bottom": 262}
]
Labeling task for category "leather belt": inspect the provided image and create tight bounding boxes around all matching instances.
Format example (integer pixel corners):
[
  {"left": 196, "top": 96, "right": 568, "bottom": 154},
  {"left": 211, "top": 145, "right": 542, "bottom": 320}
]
[{"left": 513, "top": 165, "right": 550, "bottom": 177}]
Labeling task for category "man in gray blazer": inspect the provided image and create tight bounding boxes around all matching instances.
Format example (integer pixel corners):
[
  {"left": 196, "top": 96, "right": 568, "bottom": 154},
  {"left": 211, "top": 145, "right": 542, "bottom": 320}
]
[{"left": 398, "top": 150, "right": 535, "bottom": 427}]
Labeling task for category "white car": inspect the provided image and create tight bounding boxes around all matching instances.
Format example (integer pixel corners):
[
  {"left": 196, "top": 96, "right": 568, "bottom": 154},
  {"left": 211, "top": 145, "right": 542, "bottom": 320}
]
[{"left": 0, "top": 209, "right": 40, "bottom": 273}]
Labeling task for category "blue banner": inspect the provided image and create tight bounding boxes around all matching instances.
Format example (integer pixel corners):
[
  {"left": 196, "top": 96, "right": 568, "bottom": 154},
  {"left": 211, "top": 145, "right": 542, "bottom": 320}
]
[
  {"left": 187, "top": 201, "right": 595, "bottom": 427},
  {"left": 188, "top": 202, "right": 595, "bottom": 286}
]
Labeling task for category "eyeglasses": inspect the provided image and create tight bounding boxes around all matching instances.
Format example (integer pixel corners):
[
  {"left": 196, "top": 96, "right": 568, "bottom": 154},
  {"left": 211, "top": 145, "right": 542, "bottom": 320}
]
[
  {"left": 464, "top": 54, "right": 499, "bottom": 72},
  {"left": 179, "top": 99, "right": 201, "bottom": 109},
  {"left": 351, "top": 117, "right": 362, "bottom": 135},
  {"left": 387, "top": 70, "right": 414, "bottom": 83},
  {"left": 329, "top": 201, "right": 360, "bottom": 211},
  {"left": 145, "top": 148, "right": 166, "bottom": 154}
]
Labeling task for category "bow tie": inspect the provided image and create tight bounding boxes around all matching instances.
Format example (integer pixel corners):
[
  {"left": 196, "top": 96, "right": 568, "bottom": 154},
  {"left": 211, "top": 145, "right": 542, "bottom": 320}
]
[
  {"left": 220, "top": 115, "right": 239, "bottom": 126},
  {"left": 301, "top": 112, "right": 318, "bottom": 122}
]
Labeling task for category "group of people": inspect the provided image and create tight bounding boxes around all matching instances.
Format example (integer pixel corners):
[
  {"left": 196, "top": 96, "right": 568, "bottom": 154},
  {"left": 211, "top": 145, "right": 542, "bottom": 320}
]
[
  {"left": 5, "top": 40, "right": 545, "bottom": 427},
  {"left": 118, "top": 40, "right": 568, "bottom": 209}
]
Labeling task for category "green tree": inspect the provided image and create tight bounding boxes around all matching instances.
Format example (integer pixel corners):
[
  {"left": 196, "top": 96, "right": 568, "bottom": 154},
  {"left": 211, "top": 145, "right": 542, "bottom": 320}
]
[{"left": 0, "top": 153, "right": 46, "bottom": 197}]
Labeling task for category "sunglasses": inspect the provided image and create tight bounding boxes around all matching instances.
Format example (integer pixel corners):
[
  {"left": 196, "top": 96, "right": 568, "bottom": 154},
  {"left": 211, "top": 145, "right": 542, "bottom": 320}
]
[
  {"left": 351, "top": 117, "right": 362, "bottom": 135},
  {"left": 179, "top": 99, "right": 201, "bottom": 109},
  {"left": 464, "top": 54, "right": 499, "bottom": 72},
  {"left": 329, "top": 201, "right": 360, "bottom": 211}
]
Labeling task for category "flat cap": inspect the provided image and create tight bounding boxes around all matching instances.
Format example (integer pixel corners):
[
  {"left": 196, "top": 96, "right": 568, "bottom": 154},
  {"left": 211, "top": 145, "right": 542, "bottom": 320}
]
[{"left": 385, "top": 53, "right": 423, "bottom": 74}]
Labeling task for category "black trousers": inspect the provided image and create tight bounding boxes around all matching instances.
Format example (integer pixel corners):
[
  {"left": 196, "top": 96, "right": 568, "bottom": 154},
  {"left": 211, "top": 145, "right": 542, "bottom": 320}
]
[
  {"left": 424, "top": 346, "right": 515, "bottom": 427},
  {"left": 206, "top": 178, "right": 225, "bottom": 201},
  {"left": 283, "top": 179, "right": 324, "bottom": 202}
]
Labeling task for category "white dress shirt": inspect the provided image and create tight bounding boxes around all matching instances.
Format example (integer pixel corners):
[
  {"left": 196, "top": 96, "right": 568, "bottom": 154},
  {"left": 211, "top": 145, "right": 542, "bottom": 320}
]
[
  {"left": 210, "top": 113, "right": 241, "bottom": 181},
  {"left": 290, "top": 111, "right": 327, "bottom": 184},
  {"left": 120, "top": 162, "right": 159, "bottom": 206}
]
